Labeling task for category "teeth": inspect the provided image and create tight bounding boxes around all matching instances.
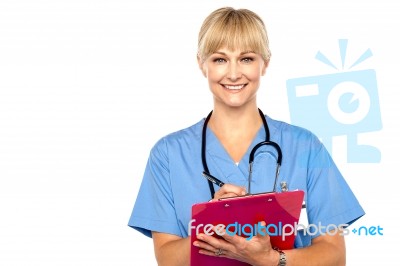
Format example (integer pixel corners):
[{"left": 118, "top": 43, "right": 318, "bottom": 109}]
[{"left": 224, "top": 85, "right": 245, "bottom": 90}]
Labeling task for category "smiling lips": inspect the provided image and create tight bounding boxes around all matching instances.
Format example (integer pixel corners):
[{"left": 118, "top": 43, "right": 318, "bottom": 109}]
[{"left": 222, "top": 84, "right": 247, "bottom": 91}]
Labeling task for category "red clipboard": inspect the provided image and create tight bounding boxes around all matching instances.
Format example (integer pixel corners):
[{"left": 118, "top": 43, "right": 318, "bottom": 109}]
[{"left": 190, "top": 190, "right": 304, "bottom": 266}]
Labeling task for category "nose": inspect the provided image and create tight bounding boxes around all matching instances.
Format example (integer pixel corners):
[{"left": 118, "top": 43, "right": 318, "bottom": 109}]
[{"left": 226, "top": 62, "right": 242, "bottom": 81}]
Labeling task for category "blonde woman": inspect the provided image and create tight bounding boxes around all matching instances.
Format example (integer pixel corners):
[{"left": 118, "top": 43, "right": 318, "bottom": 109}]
[{"left": 128, "top": 7, "right": 364, "bottom": 266}]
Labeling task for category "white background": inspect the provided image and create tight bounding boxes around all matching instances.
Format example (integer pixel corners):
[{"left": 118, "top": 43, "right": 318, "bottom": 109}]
[{"left": 0, "top": 0, "right": 399, "bottom": 265}]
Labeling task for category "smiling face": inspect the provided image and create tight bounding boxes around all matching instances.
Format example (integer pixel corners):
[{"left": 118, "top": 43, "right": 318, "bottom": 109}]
[
  {"left": 197, "top": 8, "right": 271, "bottom": 110},
  {"left": 198, "top": 48, "right": 268, "bottom": 109}
]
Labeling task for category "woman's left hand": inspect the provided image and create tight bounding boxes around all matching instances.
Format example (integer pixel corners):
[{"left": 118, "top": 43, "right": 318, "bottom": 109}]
[{"left": 192, "top": 221, "right": 279, "bottom": 266}]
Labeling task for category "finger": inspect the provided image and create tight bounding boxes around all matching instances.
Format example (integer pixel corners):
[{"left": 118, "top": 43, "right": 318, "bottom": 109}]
[
  {"left": 193, "top": 235, "right": 228, "bottom": 257},
  {"left": 197, "top": 233, "right": 231, "bottom": 251},
  {"left": 220, "top": 184, "right": 246, "bottom": 195},
  {"left": 218, "top": 221, "right": 272, "bottom": 245},
  {"left": 217, "top": 225, "right": 247, "bottom": 244},
  {"left": 257, "top": 221, "right": 267, "bottom": 236},
  {"left": 252, "top": 221, "right": 272, "bottom": 243},
  {"left": 213, "top": 192, "right": 241, "bottom": 201},
  {"left": 199, "top": 248, "right": 228, "bottom": 257},
  {"left": 214, "top": 184, "right": 246, "bottom": 199},
  {"left": 193, "top": 240, "right": 219, "bottom": 254},
  {"left": 211, "top": 192, "right": 239, "bottom": 202}
]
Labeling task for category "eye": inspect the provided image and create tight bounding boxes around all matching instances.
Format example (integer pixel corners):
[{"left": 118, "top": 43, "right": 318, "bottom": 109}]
[
  {"left": 213, "top": 58, "right": 226, "bottom": 64},
  {"left": 241, "top": 57, "right": 254, "bottom": 63}
]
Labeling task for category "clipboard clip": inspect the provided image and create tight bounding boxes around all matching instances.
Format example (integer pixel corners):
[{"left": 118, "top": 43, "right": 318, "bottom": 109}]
[{"left": 280, "top": 181, "right": 288, "bottom": 192}]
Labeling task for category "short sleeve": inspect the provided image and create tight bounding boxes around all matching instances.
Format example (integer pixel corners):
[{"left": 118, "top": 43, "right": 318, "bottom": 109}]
[
  {"left": 128, "top": 138, "right": 181, "bottom": 238},
  {"left": 304, "top": 139, "right": 365, "bottom": 239}
]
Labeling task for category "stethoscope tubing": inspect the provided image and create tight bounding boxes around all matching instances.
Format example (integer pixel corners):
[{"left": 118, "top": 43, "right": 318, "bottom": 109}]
[{"left": 201, "top": 109, "right": 282, "bottom": 198}]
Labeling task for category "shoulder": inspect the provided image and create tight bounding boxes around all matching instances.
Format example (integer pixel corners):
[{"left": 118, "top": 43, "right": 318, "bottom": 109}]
[
  {"left": 266, "top": 115, "right": 327, "bottom": 164},
  {"left": 267, "top": 116, "right": 320, "bottom": 144},
  {"left": 150, "top": 118, "right": 204, "bottom": 155}
]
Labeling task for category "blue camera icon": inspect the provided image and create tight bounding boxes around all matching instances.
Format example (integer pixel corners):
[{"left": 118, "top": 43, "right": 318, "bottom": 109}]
[{"left": 287, "top": 69, "right": 382, "bottom": 163}]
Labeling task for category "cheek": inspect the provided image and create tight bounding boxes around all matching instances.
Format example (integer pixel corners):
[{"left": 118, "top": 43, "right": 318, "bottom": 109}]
[
  {"left": 243, "top": 68, "right": 263, "bottom": 81},
  {"left": 206, "top": 67, "right": 225, "bottom": 82}
]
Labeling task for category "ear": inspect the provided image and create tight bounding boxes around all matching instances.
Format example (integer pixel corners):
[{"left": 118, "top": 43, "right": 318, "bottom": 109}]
[
  {"left": 261, "top": 59, "right": 269, "bottom": 76},
  {"left": 197, "top": 55, "right": 207, "bottom": 77}
]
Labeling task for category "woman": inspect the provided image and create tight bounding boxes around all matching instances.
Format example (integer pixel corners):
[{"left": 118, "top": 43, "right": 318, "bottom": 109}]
[{"left": 128, "top": 7, "right": 364, "bottom": 265}]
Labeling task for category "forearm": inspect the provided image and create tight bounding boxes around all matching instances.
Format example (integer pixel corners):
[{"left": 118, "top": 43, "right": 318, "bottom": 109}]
[
  {"left": 284, "top": 237, "right": 345, "bottom": 266},
  {"left": 154, "top": 236, "right": 191, "bottom": 266}
]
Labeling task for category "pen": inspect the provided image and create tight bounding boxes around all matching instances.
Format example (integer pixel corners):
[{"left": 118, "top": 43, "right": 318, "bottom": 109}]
[{"left": 202, "top": 171, "right": 225, "bottom": 187}]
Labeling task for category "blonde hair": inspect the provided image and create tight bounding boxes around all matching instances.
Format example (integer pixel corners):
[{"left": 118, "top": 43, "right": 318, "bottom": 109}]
[{"left": 198, "top": 7, "right": 271, "bottom": 62}]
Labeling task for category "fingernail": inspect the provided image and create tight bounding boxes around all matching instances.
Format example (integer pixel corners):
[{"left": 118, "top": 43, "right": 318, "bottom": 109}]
[{"left": 193, "top": 241, "right": 199, "bottom": 247}]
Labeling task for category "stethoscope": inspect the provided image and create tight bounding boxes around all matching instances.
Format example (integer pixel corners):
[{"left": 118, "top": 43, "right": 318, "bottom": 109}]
[{"left": 201, "top": 109, "right": 282, "bottom": 199}]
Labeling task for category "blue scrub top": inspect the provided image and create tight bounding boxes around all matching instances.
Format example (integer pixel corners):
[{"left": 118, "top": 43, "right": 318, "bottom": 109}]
[{"left": 128, "top": 115, "right": 364, "bottom": 248}]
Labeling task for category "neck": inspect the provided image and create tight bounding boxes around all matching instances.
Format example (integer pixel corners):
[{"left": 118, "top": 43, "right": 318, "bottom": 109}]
[
  {"left": 207, "top": 105, "right": 263, "bottom": 163},
  {"left": 208, "top": 105, "right": 262, "bottom": 136}
]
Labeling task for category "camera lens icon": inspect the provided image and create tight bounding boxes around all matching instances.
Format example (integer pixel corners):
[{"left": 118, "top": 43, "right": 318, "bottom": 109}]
[
  {"left": 327, "top": 81, "right": 370, "bottom": 125},
  {"left": 286, "top": 69, "right": 382, "bottom": 163},
  {"left": 287, "top": 69, "right": 382, "bottom": 137}
]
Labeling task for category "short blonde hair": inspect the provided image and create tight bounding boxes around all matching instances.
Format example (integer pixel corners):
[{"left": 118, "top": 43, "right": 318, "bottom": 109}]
[{"left": 198, "top": 7, "right": 271, "bottom": 62}]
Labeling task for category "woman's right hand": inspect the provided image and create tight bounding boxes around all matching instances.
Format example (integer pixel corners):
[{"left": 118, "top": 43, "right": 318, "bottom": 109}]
[{"left": 211, "top": 184, "right": 247, "bottom": 201}]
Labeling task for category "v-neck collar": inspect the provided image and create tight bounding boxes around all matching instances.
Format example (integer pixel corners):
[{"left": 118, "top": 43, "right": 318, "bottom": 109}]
[{"left": 204, "top": 120, "right": 270, "bottom": 186}]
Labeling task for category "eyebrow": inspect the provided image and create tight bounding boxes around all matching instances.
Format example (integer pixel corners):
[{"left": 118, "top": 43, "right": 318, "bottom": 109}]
[{"left": 213, "top": 51, "right": 256, "bottom": 56}]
